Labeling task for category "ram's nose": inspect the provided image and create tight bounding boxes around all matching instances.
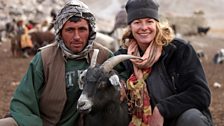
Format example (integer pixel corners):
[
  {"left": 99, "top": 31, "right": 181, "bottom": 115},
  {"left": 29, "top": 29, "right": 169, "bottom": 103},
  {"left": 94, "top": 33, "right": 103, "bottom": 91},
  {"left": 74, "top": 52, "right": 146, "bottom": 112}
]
[
  {"left": 77, "top": 100, "right": 86, "bottom": 109},
  {"left": 77, "top": 94, "right": 93, "bottom": 113}
]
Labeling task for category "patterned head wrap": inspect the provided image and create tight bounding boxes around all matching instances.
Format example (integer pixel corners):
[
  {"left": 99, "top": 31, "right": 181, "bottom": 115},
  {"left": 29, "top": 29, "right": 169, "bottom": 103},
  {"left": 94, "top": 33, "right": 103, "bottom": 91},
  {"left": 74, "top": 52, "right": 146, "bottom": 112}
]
[{"left": 54, "top": 0, "right": 96, "bottom": 59}]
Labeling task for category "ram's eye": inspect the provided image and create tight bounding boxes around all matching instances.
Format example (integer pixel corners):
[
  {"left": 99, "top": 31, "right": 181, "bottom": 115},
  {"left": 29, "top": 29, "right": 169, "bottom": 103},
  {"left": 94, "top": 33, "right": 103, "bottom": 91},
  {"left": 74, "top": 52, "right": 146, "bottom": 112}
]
[
  {"left": 81, "top": 75, "right": 85, "bottom": 81},
  {"left": 98, "top": 81, "right": 107, "bottom": 89}
]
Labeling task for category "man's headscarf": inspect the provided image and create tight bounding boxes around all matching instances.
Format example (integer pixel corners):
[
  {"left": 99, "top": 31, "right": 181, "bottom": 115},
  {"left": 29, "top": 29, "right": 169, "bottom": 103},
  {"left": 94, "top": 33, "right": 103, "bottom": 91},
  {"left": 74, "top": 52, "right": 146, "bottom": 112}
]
[{"left": 54, "top": 0, "right": 96, "bottom": 59}]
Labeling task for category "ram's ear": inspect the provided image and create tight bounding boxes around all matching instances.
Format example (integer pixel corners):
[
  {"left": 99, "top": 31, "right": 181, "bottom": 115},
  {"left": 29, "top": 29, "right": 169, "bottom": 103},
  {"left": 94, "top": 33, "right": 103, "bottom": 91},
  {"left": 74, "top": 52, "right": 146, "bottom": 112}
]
[
  {"left": 78, "top": 69, "right": 87, "bottom": 90},
  {"left": 109, "top": 74, "right": 121, "bottom": 87}
]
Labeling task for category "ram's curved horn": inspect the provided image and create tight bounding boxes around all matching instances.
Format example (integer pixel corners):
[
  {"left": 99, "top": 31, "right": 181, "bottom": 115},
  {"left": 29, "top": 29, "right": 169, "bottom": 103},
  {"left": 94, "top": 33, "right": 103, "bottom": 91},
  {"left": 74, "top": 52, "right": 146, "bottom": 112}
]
[
  {"left": 78, "top": 69, "right": 87, "bottom": 90},
  {"left": 100, "top": 54, "right": 142, "bottom": 72},
  {"left": 90, "top": 49, "right": 99, "bottom": 68}
]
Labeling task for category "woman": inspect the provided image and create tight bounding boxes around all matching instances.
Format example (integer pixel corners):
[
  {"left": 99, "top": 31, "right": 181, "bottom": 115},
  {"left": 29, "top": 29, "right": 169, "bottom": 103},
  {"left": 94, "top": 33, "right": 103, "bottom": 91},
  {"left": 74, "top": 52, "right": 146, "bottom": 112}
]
[{"left": 114, "top": 0, "right": 213, "bottom": 126}]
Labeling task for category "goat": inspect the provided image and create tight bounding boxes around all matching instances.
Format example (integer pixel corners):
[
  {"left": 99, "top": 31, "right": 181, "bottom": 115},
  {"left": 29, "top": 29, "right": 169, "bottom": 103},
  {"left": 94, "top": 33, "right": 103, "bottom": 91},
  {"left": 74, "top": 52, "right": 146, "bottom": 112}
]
[
  {"left": 29, "top": 31, "right": 55, "bottom": 54},
  {"left": 213, "top": 48, "right": 224, "bottom": 64},
  {"left": 95, "top": 32, "right": 119, "bottom": 52},
  {"left": 197, "top": 26, "right": 210, "bottom": 35},
  {"left": 97, "top": 9, "right": 127, "bottom": 50},
  {"left": 77, "top": 55, "right": 141, "bottom": 126}
]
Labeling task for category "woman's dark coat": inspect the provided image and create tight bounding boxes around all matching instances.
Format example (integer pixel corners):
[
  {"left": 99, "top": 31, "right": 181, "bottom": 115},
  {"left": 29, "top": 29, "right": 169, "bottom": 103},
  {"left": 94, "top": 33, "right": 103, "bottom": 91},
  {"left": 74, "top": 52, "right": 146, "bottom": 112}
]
[{"left": 114, "top": 38, "right": 213, "bottom": 124}]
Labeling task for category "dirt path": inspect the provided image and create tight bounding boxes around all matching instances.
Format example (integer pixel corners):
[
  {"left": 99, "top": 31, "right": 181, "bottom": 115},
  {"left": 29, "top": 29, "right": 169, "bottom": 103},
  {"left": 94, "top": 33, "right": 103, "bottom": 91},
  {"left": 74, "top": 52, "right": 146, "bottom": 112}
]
[{"left": 0, "top": 35, "right": 224, "bottom": 125}]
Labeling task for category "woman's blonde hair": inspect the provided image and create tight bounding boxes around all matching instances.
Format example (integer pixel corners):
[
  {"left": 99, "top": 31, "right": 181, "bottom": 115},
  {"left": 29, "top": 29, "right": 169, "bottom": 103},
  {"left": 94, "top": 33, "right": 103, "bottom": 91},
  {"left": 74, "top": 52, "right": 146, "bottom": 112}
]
[{"left": 122, "top": 19, "right": 175, "bottom": 47}]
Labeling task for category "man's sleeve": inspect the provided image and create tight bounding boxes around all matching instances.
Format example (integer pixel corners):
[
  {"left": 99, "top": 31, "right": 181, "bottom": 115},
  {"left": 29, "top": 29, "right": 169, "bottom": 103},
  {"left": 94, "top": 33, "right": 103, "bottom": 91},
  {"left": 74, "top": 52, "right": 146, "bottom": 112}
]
[{"left": 10, "top": 52, "right": 44, "bottom": 126}]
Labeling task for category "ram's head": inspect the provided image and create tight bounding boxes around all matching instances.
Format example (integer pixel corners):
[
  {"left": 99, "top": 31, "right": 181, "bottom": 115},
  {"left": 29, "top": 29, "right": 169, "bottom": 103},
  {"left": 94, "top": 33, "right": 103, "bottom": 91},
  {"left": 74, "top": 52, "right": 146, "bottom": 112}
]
[{"left": 77, "top": 55, "right": 141, "bottom": 113}]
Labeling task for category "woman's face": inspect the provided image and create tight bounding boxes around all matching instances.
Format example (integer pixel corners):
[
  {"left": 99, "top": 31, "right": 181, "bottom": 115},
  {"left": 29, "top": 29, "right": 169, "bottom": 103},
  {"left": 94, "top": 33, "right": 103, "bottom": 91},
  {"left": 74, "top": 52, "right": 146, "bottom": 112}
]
[{"left": 130, "top": 18, "right": 157, "bottom": 50}]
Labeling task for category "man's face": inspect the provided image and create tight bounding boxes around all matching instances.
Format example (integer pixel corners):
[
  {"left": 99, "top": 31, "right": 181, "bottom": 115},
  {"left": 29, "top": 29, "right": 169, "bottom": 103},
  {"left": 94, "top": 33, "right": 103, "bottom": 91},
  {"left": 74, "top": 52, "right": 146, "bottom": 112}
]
[{"left": 61, "top": 18, "right": 90, "bottom": 53}]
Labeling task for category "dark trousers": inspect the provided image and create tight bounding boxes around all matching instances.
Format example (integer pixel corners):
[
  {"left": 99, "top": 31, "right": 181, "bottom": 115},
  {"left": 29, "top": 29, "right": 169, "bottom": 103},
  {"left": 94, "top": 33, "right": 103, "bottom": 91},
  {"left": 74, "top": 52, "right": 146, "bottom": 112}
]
[{"left": 168, "top": 108, "right": 213, "bottom": 126}]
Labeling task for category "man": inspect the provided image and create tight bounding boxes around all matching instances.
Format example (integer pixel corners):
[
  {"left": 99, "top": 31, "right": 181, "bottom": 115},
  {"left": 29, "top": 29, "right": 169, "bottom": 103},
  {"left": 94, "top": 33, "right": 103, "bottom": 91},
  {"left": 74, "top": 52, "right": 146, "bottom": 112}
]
[{"left": 0, "top": 0, "right": 112, "bottom": 125}]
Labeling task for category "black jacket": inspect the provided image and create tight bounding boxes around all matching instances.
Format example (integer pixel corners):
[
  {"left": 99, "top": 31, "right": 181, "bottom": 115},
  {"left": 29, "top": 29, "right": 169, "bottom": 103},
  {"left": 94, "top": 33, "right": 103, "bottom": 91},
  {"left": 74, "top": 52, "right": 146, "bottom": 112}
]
[{"left": 114, "top": 38, "right": 212, "bottom": 124}]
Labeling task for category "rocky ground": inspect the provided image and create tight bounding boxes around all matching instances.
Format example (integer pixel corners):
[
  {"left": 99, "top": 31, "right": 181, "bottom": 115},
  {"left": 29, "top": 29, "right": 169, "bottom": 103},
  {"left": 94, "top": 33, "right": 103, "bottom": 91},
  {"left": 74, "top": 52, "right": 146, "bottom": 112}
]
[{"left": 0, "top": 33, "right": 224, "bottom": 125}]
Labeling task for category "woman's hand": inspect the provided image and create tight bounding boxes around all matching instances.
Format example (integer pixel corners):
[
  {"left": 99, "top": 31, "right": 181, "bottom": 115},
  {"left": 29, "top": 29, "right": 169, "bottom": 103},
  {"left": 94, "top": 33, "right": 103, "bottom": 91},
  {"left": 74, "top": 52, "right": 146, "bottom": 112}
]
[{"left": 149, "top": 106, "right": 164, "bottom": 126}]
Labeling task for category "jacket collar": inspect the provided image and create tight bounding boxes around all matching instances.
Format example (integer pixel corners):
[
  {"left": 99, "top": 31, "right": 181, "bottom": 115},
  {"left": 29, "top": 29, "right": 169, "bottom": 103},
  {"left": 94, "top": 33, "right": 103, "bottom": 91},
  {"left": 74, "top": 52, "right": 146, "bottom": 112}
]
[{"left": 160, "top": 40, "right": 177, "bottom": 64}]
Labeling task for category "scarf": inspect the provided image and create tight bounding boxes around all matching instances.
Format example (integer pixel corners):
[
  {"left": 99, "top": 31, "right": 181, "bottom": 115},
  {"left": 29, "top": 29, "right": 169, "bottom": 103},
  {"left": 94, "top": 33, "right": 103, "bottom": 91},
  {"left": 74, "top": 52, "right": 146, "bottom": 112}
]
[{"left": 127, "top": 39, "right": 162, "bottom": 126}]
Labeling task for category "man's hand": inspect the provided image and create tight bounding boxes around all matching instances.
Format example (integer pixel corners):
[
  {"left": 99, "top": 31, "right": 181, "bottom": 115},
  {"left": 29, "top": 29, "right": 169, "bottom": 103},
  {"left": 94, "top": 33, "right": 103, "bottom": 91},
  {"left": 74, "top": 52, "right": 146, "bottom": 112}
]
[{"left": 149, "top": 106, "right": 164, "bottom": 126}]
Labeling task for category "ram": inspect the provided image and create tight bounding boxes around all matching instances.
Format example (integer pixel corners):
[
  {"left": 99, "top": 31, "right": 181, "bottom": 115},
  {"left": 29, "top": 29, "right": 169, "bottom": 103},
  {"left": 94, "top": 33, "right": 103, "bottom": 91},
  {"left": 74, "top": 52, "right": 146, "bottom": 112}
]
[
  {"left": 77, "top": 55, "right": 140, "bottom": 126},
  {"left": 197, "top": 26, "right": 210, "bottom": 35}
]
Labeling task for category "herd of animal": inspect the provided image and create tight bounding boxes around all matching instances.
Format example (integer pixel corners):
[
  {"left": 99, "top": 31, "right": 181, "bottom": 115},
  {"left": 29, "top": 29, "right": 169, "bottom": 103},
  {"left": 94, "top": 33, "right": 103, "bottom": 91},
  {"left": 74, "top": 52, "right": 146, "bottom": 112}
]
[
  {"left": 0, "top": 20, "right": 118, "bottom": 57},
  {"left": 0, "top": 18, "right": 223, "bottom": 65},
  {"left": 196, "top": 48, "right": 224, "bottom": 64}
]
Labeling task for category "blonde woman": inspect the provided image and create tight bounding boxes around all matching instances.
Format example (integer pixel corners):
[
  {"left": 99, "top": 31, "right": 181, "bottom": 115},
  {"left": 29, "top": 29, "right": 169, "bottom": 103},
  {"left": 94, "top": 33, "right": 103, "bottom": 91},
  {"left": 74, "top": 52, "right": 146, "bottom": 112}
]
[{"left": 114, "top": 0, "right": 213, "bottom": 126}]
